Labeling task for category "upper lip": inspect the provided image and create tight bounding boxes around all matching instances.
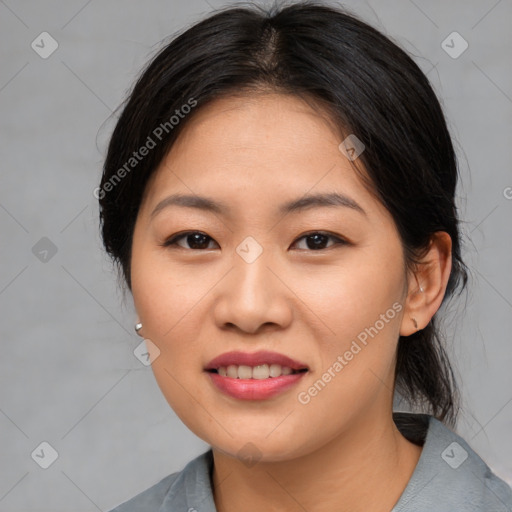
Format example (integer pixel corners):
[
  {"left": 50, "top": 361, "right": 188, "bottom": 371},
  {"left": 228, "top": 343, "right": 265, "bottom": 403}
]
[{"left": 205, "top": 350, "right": 309, "bottom": 371}]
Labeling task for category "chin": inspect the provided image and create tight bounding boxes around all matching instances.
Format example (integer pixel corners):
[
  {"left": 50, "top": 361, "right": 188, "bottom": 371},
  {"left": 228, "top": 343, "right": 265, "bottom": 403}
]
[{"left": 208, "top": 432, "right": 312, "bottom": 464}]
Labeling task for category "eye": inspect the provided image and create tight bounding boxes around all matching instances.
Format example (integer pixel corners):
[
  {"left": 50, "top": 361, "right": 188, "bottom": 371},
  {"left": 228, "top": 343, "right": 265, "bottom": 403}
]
[
  {"left": 161, "top": 230, "right": 348, "bottom": 251},
  {"left": 162, "top": 231, "right": 218, "bottom": 250},
  {"left": 291, "top": 231, "right": 348, "bottom": 251}
]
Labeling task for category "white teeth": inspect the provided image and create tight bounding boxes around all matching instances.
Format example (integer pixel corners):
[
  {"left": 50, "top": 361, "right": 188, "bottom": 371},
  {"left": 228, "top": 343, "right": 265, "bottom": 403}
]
[
  {"left": 216, "top": 364, "right": 298, "bottom": 379},
  {"left": 269, "top": 364, "right": 282, "bottom": 377},
  {"left": 237, "top": 365, "right": 252, "bottom": 379},
  {"left": 227, "top": 365, "right": 238, "bottom": 378},
  {"left": 252, "top": 364, "right": 270, "bottom": 380}
]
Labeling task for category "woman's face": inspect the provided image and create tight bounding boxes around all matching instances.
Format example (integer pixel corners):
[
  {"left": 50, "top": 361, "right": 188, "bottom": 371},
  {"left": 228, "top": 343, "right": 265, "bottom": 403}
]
[{"left": 131, "top": 93, "right": 412, "bottom": 461}]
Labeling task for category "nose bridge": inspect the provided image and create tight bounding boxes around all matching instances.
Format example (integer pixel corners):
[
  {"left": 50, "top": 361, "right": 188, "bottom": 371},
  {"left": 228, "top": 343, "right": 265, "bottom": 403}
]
[{"left": 232, "top": 237, "right": 275, "bottom": 303}]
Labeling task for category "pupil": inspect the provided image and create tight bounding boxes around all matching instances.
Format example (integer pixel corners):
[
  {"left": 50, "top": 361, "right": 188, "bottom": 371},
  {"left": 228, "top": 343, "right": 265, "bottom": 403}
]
[
  {"left": 307, "top": 234, "right": 327, "bottom": 250},
  {"left": 189, "top": 233, "right": 209, "bottom": 249}
]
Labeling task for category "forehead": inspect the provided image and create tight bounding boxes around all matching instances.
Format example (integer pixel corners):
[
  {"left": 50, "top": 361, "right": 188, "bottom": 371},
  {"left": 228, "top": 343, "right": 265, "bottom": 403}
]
[
  {"left": 140, "top": 93, "right": 379, "bottom": 219},
  {"left": 172, "top": 92, "right": 343, "bottom": 155}
]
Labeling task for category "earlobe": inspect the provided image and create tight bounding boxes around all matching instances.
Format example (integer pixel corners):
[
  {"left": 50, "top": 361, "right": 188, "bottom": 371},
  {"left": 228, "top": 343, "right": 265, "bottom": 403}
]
[{"left": 399, "top": 232, "right": 452, "bottom": 337}]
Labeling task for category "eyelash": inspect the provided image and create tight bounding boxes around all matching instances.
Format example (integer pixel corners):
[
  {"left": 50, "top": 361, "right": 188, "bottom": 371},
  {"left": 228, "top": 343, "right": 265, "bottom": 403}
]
[{"left": 161, "top": 231, "right": 348, "bottom": 251}]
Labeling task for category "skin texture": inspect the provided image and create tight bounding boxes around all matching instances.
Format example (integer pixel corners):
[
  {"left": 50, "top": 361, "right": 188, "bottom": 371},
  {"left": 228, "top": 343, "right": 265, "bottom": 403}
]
[{"left": 130, "top": 93, "right": 452, "bottom": 512}]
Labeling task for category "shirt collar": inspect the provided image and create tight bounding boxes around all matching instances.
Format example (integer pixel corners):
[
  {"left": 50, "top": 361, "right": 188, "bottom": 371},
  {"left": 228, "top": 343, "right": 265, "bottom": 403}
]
[{"left": 159, "top": 449, "right": 216, "bottom": 512}]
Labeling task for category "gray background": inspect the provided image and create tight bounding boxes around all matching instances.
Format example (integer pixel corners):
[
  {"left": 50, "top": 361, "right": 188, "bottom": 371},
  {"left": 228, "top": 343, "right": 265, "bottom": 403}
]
[{"left": 1, "top": 0, "right": 511, "bottom": 510}]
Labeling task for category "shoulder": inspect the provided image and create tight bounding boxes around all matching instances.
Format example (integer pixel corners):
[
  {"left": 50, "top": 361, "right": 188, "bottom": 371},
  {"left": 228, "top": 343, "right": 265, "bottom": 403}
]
[
  {"left": 106, "top": 449, "right": 215, "bottom": 512},
  {"left": 392, "top": 413, "right": 512, "bottom": 512},
  {"left": 107, "top": 471, "right": 180, "bottom": 512}
]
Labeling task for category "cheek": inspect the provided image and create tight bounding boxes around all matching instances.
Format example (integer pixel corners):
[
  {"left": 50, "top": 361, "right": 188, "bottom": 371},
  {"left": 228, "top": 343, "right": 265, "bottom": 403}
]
[
  {"left": 131, "top": 264, "right": 212, "bottom": 427},
  {"left": 295, "top": 248, "right": 405, "bottom": 399},
  {"left": 132, "top": 277, "right": 210, "bottom": 384},
  {"left": 131, "top": 243, "right": 211, "bottom": 339},
  {"left": 299, "top": 246, "right": 404, "bottom": 337},
  {"left": 130, "top": 246, "right": 217, "bottom": 377}
]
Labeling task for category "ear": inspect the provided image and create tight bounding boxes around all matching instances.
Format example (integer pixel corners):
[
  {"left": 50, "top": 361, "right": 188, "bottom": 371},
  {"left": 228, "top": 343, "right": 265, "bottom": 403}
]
[{"left": 399, "top": 231, "right": 452, "bottom": 336}]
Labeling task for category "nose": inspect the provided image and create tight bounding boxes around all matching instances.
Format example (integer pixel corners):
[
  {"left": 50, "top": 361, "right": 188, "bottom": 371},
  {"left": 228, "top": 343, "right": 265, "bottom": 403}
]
[{"left": 213, "top": 249, "right": 293, "bottom": 335}]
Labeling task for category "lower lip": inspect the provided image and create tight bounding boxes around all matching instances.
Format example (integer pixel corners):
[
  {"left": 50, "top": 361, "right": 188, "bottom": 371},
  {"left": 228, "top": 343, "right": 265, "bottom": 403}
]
[{"left": 206, "top": 371, "right": 308, "bottom": 400}]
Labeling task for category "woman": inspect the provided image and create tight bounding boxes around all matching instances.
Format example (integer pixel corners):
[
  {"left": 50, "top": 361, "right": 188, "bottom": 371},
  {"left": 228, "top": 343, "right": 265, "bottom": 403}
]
[{"left": 100, "top": 2, "right": 512, "bottom": 511}]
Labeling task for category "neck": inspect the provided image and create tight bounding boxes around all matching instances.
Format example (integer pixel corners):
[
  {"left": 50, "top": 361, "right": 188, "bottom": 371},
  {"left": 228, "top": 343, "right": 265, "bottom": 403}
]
[{"left": 211, "top": 410, "right": 423, "bottom": 512}]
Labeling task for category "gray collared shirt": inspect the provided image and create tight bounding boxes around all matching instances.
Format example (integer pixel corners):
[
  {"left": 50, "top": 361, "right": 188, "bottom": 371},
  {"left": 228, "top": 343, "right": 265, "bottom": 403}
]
[{"left": 108, "top": 414, "right": 512, "bottom": 511}]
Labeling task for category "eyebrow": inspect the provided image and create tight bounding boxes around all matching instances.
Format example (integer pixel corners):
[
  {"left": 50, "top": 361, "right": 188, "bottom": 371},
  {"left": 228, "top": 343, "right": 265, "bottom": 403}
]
[{"left": 150, "top": 192, "right": 366, "bottom": 219}]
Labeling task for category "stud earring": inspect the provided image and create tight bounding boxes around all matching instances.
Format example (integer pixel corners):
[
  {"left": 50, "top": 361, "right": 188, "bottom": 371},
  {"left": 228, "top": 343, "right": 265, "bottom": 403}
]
[
  {"left": 135, "top": 322, "right": 143, "bottom": 335},
  {"left": 420, "top": 285, "right": 424, "bottom": 293}
]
